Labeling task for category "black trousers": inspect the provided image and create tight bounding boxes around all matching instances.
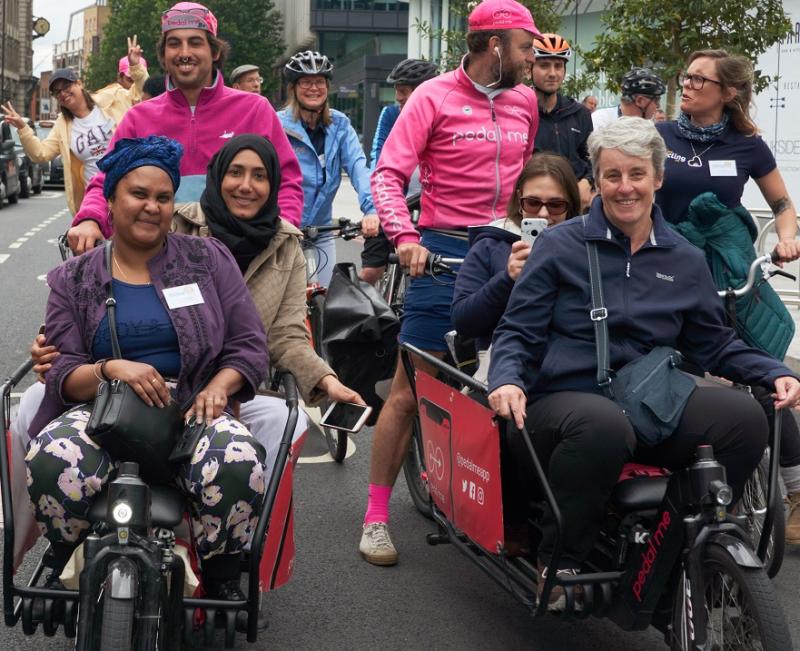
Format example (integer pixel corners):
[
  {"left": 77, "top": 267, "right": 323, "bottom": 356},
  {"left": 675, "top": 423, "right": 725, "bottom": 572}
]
[{"left": 506, "top": 386, "right": 767, "bottom": 568}]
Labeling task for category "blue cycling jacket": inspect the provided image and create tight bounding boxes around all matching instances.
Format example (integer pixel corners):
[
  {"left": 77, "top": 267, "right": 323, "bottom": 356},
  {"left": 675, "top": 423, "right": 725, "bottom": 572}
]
[
  {"left": 370, "top": 104, "right": 400, "bottom": 168},
  {"left": 279, "top": 107, "right": 375, "bottom": 227}
]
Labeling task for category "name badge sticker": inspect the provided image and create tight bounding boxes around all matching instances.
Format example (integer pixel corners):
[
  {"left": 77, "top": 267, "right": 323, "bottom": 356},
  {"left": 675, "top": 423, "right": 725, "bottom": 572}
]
[
  {"left": 708, "top": 160, "right": 737, "bottom": 177},
  {"left": 163, "top": 283, "right": 205, "bottom": 309}
]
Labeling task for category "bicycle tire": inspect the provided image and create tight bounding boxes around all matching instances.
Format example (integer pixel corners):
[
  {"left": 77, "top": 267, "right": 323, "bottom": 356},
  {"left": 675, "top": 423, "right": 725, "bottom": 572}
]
[
  {"left": 99, "top": 589, "right": 135, "bottom": 651},
  {"left": 308, "top": 293, "right": 348, "bottom": 462},
  {"left": 403, "top": 418, "right": 433, "bottom": 519},
  {"left": 739, "top": 451, "right": 785, "bottom": 578},
  {"left": 669, "top": 544, "right": 793, "bottom": 650}
]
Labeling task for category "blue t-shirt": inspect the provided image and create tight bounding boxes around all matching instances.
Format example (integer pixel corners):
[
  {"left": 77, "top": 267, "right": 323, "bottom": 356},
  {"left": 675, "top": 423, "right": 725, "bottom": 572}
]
[
  {"left": 92, "top": 280, "right": 182, "bottom": 378},
  {"left": 655, "top": 121, "right": 776, "bottom": 224}
]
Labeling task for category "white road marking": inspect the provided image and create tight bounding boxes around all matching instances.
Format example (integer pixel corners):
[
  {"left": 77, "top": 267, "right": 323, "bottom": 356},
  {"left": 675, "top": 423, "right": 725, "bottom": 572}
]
[
  {"left": 0, "top": 254, "right": 8, "bottom": 264},
  {"left": 297, "top": 437, "right": 357, "bottom": 464},
  {"left": 24, "top": 231, "right": 35, "bottom": 237},
  {"left": 9, "top": 242, "right": 21, "bottom": 249},
  {"left": 37, "top": 274, "right": 47, "bottom": 282}
]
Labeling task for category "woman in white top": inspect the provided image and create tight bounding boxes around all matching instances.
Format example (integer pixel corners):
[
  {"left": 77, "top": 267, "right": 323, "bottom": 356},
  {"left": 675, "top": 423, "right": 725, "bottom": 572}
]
[{"left": 1, "top": 36, "right": 147, "bottom": 215}]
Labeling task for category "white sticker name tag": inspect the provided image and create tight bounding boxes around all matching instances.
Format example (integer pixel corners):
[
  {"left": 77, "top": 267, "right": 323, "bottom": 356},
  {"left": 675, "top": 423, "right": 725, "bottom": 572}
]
[
  {"left": 708, "top": 160, "right": 737, "bottom": 177},
  {"left": 163, "top": 283, "right": 204, "bottom": 309}
]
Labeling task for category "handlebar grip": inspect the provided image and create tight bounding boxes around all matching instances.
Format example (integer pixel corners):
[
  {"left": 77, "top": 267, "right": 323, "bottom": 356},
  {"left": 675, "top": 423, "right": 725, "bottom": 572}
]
[
  {"left": 770, "top": 249, "right": 780, "bottom": 263},
  {"left": 388, "top": 252, "right": 399, "bottom": 265}
]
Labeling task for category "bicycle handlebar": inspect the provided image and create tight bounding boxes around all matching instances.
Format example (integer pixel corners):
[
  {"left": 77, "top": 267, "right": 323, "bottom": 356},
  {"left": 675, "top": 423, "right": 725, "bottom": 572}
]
[
  {"left": 717, "top": 250, "right": 795, "bottom": 299},
  {"left": 387, "top": 252, "right": 464, "bottom": 276},
  {"left": 301, "top": 217, "right": 363, "bottom": 241}
]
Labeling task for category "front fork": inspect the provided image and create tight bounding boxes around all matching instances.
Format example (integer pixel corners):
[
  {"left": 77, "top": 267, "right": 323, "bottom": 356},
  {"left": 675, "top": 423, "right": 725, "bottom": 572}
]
[{"left": 675, "top": 515, "right": 710, "bottom": 650}]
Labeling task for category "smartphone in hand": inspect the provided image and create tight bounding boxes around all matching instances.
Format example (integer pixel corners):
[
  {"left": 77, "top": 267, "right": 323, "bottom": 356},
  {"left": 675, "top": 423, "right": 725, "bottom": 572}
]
[
  {"left": 520, "top": 218, "right": 548, "bottom": 246},
  {"left": 320, "top": 401, "right": 373, "bottom": 433}
]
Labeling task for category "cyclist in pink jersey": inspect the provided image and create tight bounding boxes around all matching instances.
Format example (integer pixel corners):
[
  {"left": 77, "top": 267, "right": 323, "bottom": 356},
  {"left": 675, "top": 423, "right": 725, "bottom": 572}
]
[{"left": 360, "top": 0, "right": 540, "bottom": 566}]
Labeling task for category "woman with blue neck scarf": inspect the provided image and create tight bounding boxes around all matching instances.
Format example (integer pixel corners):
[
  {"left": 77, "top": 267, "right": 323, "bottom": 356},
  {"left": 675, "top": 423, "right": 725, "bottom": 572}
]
[
  {"left": 24, "top": 136, "right": 269, "bottom": 604},
  {"left": 656, "top": 50, "right": 800, "bottom": 550}
]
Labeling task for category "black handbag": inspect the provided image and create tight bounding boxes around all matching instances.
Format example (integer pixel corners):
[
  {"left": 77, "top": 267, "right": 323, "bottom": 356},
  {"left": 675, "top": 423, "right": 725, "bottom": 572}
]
[
  {"left": 585, "top": 238, "right": 696, "bottom": 447},
  {"left": 85, "top": 241, "right": 185, "bottom": 484}
]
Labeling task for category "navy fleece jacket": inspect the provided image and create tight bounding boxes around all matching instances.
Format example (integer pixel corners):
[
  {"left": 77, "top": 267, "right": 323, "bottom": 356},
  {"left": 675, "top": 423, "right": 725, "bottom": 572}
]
[
  {"left": 451, "top": 223, "right": 519, "bottom": 351},
  {"left": 488, "top": 200, "right": 797, "bottom": 397}
]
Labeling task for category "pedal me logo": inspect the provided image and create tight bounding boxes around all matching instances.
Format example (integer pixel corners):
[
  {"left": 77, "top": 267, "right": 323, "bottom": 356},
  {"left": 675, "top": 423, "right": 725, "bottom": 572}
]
[
  {"left": 632, "top": 509, "right": 672, "bottom": 602},
  {"left": 451, "top": 127, "right": 528, "bottom": 147}
]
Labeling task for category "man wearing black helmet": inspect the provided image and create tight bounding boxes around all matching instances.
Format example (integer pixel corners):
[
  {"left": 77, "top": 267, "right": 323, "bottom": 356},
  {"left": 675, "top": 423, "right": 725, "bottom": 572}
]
[
  {"left": 592, "top": 67, "right": 666, "bottom": 132},
  {"left": 360, "top": 58, "right": 439, "bottom": 285},
  {"left": 530, "top": 33, "right": 594, "bottom": 211}
]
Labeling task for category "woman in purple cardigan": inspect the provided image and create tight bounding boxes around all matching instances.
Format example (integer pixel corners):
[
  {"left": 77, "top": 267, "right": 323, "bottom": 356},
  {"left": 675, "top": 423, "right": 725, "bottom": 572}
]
[{"left": 25, "top": 136, "right": 269, "bottom": 605}]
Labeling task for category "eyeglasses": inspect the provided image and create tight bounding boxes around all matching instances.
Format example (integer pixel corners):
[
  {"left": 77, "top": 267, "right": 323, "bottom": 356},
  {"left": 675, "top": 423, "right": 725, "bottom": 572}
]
[
  {"left": 679, "top": 72, "right": 722, "bottom": 91},
  {"left": 51, "top": 81, "right": 75, "bottom": 98},
  {"left": 520, "top": 196, "right": 568, "bottom": 215},
  {"left": 297, "top": 78, "right": 327, "bottom": 89}
]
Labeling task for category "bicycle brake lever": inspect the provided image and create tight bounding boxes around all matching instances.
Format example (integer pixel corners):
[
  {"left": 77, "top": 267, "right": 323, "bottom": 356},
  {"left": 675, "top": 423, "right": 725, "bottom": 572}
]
[{"left": 770, "top": 269, "right": 797, "bottom": 282}]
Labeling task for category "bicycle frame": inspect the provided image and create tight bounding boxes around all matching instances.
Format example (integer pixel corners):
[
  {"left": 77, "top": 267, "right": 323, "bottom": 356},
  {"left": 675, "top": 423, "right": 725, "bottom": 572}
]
[
  {"left": 1, "top": 363, "right": 300, "bottom": 647},
  {"left": 400, "top": 343, "right": 775, "bottom": 637}
]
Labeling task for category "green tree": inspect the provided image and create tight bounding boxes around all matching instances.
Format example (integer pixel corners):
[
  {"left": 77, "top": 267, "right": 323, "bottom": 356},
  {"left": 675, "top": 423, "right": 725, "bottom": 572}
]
[
  {"left": 85, "top": 0, "right": 285, "bottom": 96},
  {"left": 414, "top": 0, "right": 563, "bottom": 70},
  {"left": 85, "top": 0, "right": 168, "bottom": 91},
  {"left": 581, "top": 0, "right": 792, "bottom": 117}
]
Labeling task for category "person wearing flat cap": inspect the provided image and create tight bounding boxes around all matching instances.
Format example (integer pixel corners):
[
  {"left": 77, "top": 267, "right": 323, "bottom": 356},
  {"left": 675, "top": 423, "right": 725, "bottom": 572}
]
[{"left": 230, "top": 64, "right": 262, "bottom": 93}]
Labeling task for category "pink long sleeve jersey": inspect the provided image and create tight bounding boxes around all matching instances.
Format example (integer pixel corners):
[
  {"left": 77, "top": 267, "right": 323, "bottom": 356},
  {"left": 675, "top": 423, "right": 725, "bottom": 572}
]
[
  {"left": 72, "top": 74, "right": 304, "bottom": 236},
  {"left": 371, "top": 63, "right": 538, "bottom": 246}
]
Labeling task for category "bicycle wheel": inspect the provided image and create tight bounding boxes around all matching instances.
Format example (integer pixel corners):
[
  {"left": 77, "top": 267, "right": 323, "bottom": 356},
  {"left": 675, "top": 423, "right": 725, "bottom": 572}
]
[
  {"left": 308, "top": 293, "right": 348, "bottom": 462},
  {"left": 738, "top": 451, "right": 785, "bottom": 578},
  {"left": 403, "top": 418, "right": 433, "bottom": 519},
  {"left": 669, "top": 545, "right": 793, "bottom": 650},
  {"left": 99, "top": 568, "right": 136, "bottom": 651}
]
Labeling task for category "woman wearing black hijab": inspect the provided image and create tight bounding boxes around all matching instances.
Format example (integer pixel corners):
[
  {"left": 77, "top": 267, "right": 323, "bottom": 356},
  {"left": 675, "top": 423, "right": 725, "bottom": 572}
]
[{"left": 173, "top": 134, "right": 363, "bottom": 474}]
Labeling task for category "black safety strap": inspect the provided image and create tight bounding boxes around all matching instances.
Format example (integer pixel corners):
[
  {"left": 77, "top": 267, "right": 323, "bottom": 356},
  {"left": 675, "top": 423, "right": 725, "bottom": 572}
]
[
  {"left": 583, "top": 217, "right": 611, "bottom": 393},
  {"left": 103, "top": 240, "right": 122, "bottom": 359}
]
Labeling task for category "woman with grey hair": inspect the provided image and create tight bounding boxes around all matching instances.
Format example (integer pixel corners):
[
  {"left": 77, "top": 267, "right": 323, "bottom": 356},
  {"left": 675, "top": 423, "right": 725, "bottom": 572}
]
[{"left": 485, "top": 116, "right": 800, "bottom": 611}]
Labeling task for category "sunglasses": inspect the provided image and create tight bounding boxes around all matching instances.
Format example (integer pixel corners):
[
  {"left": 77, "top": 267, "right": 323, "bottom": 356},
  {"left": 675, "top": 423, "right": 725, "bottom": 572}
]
[
  {"left": 520, "top": 196, "right": 568, "bottom": 215},
  {"left": 51, "top": 81, "right": 76, "bottom": 97}
]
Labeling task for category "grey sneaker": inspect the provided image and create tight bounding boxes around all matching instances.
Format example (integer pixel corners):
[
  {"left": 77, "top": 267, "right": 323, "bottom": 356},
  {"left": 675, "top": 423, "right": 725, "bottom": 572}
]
[{"left": 359, "top": 522, "right": 398, "bottom": 566}]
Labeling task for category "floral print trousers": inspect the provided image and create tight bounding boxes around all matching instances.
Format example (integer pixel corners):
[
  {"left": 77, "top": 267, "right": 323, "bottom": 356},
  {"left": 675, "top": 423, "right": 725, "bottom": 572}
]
[{"left": 25, "top": 406, "right": 267, "bottom": 560}]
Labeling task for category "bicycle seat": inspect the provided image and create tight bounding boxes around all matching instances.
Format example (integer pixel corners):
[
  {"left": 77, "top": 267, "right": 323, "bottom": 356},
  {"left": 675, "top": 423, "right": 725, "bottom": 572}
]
[
  {"left": 611, "top": 476, "right": 669, "bottom": 512},
  {"left": 88, "top": 484, "right": 185, "bottom": 528}
]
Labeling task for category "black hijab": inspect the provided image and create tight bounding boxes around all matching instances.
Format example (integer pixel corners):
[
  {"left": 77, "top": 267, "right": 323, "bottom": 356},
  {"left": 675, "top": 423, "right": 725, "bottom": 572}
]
[{"left": 200, "top": 134, "right": 282, "bottom": 274}]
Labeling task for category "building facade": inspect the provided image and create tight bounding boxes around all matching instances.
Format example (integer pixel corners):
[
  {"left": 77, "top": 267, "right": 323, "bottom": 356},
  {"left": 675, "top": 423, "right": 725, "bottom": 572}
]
[
  {"left": 0, "top": 0, "right": 35, "bottom": 111},
  {"left": 274, "top": 0, "right": 409, "bottom": 156}
]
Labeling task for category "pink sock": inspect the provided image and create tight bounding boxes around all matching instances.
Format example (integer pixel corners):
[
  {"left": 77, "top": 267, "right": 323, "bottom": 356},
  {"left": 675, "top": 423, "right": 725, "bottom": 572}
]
[{"left": 364, "top": 484, "right": 392, "bottom": 525}]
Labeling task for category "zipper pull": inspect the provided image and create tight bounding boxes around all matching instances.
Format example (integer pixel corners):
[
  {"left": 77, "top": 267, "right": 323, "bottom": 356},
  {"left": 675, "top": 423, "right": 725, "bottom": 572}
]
[
  {"left": 490, "top": 99, "right": 496, "bottom": 122},
  {"left": 626, "top": 260, "right": 631, "bottom": 278}
]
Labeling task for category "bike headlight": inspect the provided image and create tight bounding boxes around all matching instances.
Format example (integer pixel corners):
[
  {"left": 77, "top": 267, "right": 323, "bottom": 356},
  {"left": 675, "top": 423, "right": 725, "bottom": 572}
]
[
  {"left": 112, "top": 501, "right": 133, "bottom": 525},
  {"left": 710, "top": 480, "right": 733, "bottom": 507}
]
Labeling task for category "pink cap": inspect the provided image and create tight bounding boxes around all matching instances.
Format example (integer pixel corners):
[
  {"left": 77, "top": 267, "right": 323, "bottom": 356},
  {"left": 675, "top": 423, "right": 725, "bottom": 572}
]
[
  {"left": 161, "top": 2, "right": 218, "bottom": 36},
  {"left": 467, "top": 0, "right": 542, "bottom": 37},
  {"left": 118, "top": 55, "right": 148, "bottom": 77}
]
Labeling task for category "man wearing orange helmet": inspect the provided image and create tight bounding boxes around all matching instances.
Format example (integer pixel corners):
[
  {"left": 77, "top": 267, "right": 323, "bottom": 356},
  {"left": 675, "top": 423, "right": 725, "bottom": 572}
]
[{"left": 531, "top": 33, "right": 593, "bottom": 211}]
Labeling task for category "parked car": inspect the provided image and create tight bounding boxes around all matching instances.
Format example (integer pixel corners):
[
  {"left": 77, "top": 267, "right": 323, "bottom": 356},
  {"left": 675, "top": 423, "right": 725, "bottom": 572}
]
[
  {"left": 36, "top": 120, "right": 64, "bottom": 189},
  {"left": 0, "top": 122, "right": 21, "bottom": 208},
  {"left": 13, "top": 119, "right": 45, "bottom": 198}
]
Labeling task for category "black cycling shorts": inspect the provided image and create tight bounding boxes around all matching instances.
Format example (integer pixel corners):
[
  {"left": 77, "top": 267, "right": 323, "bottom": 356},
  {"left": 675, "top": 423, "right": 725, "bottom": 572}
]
[{"left": 360, "top": 228, "right": 393, "bottom": 268}]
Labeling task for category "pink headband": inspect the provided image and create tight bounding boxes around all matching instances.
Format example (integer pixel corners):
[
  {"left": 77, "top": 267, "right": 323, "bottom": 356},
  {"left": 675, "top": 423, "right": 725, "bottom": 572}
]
[{"left": 161, "top": 3, "right": 218, "bottom": 36}]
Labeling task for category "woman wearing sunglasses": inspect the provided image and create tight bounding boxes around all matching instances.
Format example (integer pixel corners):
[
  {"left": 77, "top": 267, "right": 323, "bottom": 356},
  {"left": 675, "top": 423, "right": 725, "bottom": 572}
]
[{"left": 451, "top": 152, "right": 580, "bottom": 380}]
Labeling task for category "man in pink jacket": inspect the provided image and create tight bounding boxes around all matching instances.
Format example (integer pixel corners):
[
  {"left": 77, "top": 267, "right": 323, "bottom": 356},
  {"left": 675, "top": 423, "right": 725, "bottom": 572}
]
[
  {"left": 360, "top": 0, "right": 540, "bottom": 566},
  {"left": 67, "top": 2, "right": 303, "bottom": 253}
]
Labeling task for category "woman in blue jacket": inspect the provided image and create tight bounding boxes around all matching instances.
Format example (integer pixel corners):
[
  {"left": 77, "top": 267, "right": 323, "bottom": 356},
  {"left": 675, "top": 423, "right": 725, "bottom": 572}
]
[
  {"left": 487, "top": 117, "right": 800, "bottom": 611},
  {"left": 279, "top": 51, "right": 378, "bottom": 287},
  {"left": 451, "top": 152, "right": 580, "bottom": 382}
]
